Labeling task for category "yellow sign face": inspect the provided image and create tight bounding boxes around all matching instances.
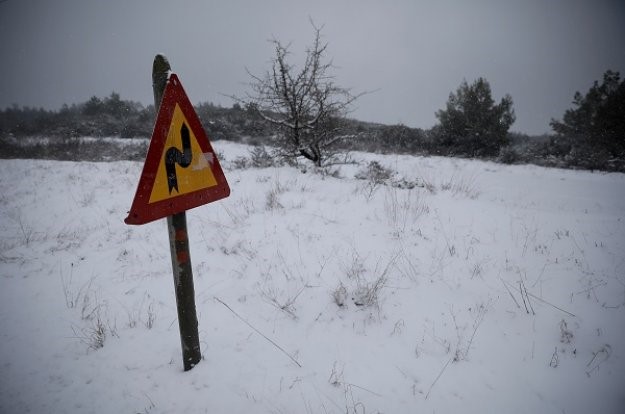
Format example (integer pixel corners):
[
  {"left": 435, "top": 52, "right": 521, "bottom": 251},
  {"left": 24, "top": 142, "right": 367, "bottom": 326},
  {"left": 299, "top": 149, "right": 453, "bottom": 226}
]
[{"left": 149, "top": 104, "right": 218, "bottom": 203}]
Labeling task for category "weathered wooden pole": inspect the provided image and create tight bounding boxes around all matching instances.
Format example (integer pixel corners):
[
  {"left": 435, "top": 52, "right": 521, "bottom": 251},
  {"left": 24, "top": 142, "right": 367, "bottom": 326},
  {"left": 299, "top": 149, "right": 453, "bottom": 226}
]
[{"left": 152, "top": 54, "right": 202, "bottom": 371}]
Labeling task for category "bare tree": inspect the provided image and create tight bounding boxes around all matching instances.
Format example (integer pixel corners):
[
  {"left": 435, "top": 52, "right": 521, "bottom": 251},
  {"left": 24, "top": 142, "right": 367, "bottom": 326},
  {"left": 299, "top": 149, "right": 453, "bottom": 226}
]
[{"left": 243, "top": 23, "right": 360, "bottom": 166}]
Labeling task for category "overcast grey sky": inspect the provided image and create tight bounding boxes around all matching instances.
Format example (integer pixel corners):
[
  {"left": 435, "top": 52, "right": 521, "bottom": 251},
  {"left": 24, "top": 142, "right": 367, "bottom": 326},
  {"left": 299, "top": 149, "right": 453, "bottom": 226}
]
[{"left": 1, "top": 0, "right": 624, "bottom": 135}]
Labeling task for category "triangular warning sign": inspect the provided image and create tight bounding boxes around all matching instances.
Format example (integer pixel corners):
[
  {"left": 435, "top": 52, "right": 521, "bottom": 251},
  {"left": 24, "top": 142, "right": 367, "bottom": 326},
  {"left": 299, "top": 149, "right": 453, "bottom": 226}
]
[{"left": 125, "top": 74, "right": 230, "bottom": 225}]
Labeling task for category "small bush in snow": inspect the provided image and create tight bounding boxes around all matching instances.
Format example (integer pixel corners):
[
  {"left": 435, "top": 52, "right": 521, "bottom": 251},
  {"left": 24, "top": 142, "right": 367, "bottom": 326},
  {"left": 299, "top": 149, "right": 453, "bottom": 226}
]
[
  {"left": 352, "top": 275, "right": 387, "bottom": 307},
  {"left": 440, "top": 171, "right": 480, "bottom": 199},
  {"left": 336, "top": 253, "right": 397, "bottom": 310},
  {"left": 355, "top": 160, "right": 394, "bottom": 184},
  {"left": 333, "top": 283, "right": 348, "bottom": 307},
  {"left": 265, "top": 187, "right": 284, "bottom": 211},
  {"left": 498, "top": 145, "right": 521, "bottom": 164},
  {"left": 72, "top": 314, "right": 108, "bottom": 351},
  {"left": 231, "top": 156, "right": 250, "bottom": 169},
  {"left": 390, "top": 177, "right": 420, "bottom": 190},
  {"left": 559, "top": 319, "right": 574, "bottom": 344},
  {"left": 356, "top": 161, "right": 394, "bottom": 199},
  {"left": 249, "top": 145, "right": 276, "bottom": 168},
  {"left": 231, "top": 146, "right": 283, "bottom": 170},
  {"left": 308, "top": 164, "right": 342, "bottom": 179}
]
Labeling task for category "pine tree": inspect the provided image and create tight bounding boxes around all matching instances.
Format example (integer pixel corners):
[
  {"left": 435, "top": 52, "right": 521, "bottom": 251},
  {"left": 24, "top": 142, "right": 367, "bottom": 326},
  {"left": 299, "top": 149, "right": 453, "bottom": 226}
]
[
  {"left": 434, "top": 78, "right": 515, "bottom": 157},
  {"left": 550, "top": 70, "right": 625, "bottom": 157}
]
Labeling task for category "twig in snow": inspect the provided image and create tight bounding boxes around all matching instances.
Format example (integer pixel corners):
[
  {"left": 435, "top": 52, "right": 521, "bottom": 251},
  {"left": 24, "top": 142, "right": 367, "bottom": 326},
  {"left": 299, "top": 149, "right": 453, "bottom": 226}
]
[
  {"left": 464, "top": 302, "right": 489, "bottom": 358},
  {"left": 525, "top": 286, "right": 535, "bottom": 315},
  {"left": 214, "top": 296, "right": 302, "bottom": 368},
  {"left": 525, "top": 291, "right": 575, "bottom": 317},
  {"left": 500, "top": 277, "right": 521, "bottom": 309},
  {"left": 344, "top": 382, "right": 383, "bottom": 398},
  {"left": 549, "top": 347, "right": 559, "bottom": 368},
  {"left": 586, "top": 344, "right": 612, "bottom": 374},
  {"left": 531, "top": 262, "right": 549, "bottom": 288},
  {"left": 520, "top": 279, "right": 535, "bottom": 315},
  {"left": 519, "top": 281, "right": 530, "bottom": 314},
  {"left": 508, "top": 282, "right": 575, "bottom": 317},
  {"left": 425, "top": 357, "right": 452, "bottom": 400}
]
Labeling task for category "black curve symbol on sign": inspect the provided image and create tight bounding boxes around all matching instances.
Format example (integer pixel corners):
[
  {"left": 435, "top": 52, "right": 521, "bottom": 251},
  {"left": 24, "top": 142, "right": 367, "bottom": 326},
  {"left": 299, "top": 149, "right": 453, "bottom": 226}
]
[{"left": 165, "top": 123, "right": 193, "bottom": 194}]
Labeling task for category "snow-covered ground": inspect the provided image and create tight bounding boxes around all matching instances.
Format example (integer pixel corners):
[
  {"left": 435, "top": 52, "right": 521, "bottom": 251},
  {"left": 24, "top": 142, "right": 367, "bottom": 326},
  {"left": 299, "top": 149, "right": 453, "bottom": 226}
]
[{"left": 1, "top": 141, "right": 624, "bottom": 413}]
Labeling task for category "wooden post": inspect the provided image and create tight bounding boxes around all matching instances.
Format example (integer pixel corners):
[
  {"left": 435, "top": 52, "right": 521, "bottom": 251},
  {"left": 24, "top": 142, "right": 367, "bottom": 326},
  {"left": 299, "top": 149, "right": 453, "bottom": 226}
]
[{"left": 153, "top": 54, "right": 202, "bottom": 371}]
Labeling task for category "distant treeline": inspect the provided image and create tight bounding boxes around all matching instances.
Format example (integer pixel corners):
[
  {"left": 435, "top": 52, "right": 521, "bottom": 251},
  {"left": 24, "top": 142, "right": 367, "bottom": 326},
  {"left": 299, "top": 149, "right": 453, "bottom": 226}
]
[
  {"left": 0, "top": 93, "right": 284, "bottom": 140},
  {"left": 1, "top": 73, "right": 624, "bottom": 172}
]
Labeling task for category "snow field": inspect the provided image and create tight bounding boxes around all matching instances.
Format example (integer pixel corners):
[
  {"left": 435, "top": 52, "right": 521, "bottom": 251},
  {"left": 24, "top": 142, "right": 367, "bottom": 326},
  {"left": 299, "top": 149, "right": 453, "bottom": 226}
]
[{"left": 1, "top": 141, "right": 624, "bottom": 413}]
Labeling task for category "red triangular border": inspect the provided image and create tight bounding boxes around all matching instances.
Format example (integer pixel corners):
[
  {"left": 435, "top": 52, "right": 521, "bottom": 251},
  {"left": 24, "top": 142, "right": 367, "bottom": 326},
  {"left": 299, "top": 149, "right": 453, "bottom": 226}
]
[{"left": 125, "top": 74, "right": 230, "bottom": 225}]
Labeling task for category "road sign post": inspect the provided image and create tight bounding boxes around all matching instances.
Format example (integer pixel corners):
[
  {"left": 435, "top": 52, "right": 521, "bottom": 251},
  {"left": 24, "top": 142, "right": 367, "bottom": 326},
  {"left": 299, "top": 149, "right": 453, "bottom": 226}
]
[
  {"left": 125, "top": 54, "right": 230, "bottom": 371},
  {"left": 167, "top": 210, "right": 201, "bottom": 371},
  {"left": 154, "top": 55, "right": 201, "bottom": 372}
]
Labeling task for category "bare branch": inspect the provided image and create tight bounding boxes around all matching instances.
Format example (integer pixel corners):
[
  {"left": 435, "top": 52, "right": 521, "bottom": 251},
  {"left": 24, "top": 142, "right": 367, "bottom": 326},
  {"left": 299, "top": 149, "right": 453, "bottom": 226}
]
[{"left": 234, "top": 22, "right": 361, "bottom": 166}]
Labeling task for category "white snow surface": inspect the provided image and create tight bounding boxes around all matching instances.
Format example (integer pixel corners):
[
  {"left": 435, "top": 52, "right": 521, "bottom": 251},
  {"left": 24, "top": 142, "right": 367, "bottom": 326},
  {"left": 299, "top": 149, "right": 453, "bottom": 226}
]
[{"left": 1, "top": 141, "right": 624, "bottom": 413}]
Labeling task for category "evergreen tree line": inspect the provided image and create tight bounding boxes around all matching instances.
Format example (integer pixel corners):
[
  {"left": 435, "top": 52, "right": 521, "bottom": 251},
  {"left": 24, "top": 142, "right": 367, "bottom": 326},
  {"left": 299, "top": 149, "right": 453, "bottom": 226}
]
[
  {"left": 1, "top": 70, "right": 623, "bottom": 171},
  {"left": 0, "top": 94, "right": 276, "bottom": 140}
]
